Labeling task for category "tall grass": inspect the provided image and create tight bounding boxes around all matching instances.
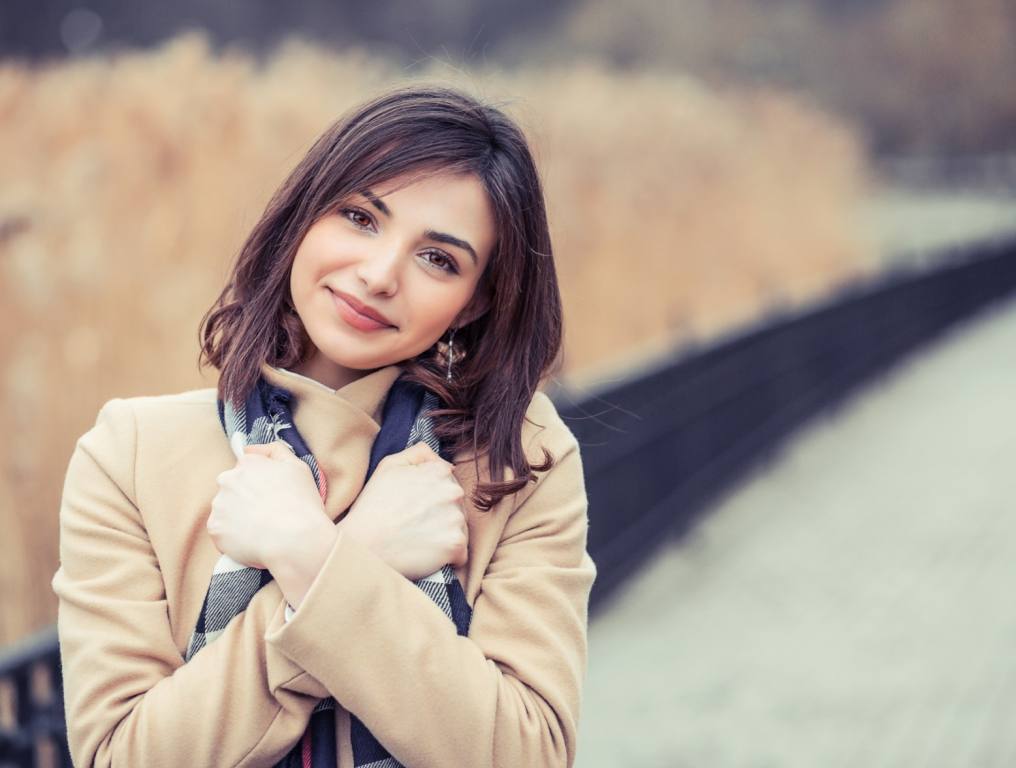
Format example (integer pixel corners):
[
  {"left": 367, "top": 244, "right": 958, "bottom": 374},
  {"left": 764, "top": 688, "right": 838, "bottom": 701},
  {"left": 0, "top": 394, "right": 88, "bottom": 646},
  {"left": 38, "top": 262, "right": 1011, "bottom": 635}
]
[
  {"left": 552, "top": 0, "right": 1016, "bottom": 153},
  {"left": 0, "top": 33, "right": 873, "bottom": 645}
]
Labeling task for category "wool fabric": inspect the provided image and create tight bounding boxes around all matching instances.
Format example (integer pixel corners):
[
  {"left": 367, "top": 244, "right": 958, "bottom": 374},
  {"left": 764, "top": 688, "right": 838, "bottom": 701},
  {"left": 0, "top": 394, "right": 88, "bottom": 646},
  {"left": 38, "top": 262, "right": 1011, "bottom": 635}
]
[{"left": 185, "top": 373, "right": 471, "bottom": 767}]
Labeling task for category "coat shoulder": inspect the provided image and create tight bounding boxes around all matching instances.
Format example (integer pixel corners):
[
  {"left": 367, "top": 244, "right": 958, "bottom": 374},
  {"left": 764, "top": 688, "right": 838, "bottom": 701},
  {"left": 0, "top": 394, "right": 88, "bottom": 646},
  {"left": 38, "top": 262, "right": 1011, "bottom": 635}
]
[
  {"left": 521, "top": 389, "right": 580, "bottom": 465},
  {"left": 125, "top": 387, "right": 226, "bottom": 458},
  {"left": 82, "top": 387, "right": 227, "bottom": 478},
  {"left": 127, "top": 386, "right": 219, "bottom": 410},
  {"left": 81, "top": 387, "right": 218, "bottom": 445},
  {"left": 107, "top": 387, "right": 221, "bottom": 440}
]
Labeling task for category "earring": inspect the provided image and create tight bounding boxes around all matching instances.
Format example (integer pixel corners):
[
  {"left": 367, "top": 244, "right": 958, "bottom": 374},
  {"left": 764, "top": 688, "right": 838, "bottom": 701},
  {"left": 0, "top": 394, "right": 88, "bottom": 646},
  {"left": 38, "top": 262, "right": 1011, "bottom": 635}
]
[{"left": 444, "top": 326, "right": 457, "bottom": 383}]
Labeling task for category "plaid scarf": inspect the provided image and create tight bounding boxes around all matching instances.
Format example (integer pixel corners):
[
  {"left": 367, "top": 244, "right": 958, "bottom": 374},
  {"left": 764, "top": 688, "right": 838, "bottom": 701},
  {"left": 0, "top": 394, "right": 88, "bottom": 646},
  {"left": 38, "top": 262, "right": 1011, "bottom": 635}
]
[{"left": 184, "top": 371, "right": 473, "bottom": 767}]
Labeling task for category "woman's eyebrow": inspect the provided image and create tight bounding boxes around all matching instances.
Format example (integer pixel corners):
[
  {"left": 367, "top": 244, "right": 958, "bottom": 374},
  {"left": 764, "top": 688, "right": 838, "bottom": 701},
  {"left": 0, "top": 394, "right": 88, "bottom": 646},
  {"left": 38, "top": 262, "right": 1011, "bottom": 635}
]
[
  {"left": 425, "top": 230, "right": 478, "bottom": 266},
  {"left": 362, "top": 188, "right": 478, "bottom": 266},
  {"left": 362, "top": 189, "right": 391, "bottom": 217}
]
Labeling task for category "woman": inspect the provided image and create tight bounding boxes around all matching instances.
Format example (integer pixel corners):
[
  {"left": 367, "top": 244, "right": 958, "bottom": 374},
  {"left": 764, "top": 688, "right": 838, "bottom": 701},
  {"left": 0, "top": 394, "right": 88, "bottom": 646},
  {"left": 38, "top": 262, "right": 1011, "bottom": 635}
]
[{"left": 52, "top": 85, "right": 596, "bottom": 768}]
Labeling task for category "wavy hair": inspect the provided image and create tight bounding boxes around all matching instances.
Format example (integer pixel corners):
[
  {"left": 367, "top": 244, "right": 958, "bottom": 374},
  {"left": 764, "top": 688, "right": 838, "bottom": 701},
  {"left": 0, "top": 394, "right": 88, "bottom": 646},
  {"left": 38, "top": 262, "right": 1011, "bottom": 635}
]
[{"left": 198, "top": 85, "right": 564, "bottom": 511}]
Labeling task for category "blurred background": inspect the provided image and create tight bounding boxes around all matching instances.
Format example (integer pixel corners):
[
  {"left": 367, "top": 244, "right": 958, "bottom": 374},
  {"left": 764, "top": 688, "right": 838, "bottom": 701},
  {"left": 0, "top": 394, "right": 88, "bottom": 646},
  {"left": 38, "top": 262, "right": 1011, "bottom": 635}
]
[{"left": 2, "top": 0, "right": 1015, "bottom": 765}]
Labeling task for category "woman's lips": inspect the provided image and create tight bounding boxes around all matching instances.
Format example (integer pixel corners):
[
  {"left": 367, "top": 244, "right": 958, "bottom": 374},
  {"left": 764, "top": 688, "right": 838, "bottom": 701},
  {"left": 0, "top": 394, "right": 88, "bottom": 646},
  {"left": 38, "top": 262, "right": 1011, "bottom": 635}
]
[{"left": 328, "top": 289, "right": 395, "bottom": 332}]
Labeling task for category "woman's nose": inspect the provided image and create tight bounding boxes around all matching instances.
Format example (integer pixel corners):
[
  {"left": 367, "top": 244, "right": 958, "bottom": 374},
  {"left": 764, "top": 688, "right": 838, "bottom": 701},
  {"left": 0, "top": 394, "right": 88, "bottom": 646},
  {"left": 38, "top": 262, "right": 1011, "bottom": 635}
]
[{"left": 356, "top": 245, "right": 401, "bottom": 296}]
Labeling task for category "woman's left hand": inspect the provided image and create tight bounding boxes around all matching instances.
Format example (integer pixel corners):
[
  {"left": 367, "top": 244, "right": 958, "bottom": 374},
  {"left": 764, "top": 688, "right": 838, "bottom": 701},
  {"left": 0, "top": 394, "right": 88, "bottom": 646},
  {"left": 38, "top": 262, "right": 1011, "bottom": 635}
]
[{"left": 207, "top": 441, "right": 331, "bottom": 570}]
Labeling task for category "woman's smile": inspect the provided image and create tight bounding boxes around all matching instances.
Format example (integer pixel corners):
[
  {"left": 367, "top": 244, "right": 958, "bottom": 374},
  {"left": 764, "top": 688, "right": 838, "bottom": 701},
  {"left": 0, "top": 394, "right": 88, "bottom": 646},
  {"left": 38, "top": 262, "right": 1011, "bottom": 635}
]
[{"left": 328, "top": 288, "right": 398, "bottom": 332}]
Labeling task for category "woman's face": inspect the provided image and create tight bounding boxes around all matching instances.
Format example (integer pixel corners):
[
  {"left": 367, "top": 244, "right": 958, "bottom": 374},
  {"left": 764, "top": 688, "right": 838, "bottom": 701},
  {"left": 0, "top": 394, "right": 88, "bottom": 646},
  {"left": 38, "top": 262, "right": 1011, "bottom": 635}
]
[{"left": 288, "top": 170, "right": 496, "bottom": 390}]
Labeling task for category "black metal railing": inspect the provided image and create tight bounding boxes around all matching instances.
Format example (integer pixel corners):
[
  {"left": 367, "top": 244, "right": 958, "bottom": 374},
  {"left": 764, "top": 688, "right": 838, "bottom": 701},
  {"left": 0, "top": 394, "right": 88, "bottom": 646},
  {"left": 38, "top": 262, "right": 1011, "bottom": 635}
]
[
  {"left": 3, "top": 234, "right": 1015, "bottom": 766},
  {"left": 551, "top": 235, "right": 1016, "bottom": 612},
  {"left": 0, "top": 627, "right": 68, "bottom": 767}
]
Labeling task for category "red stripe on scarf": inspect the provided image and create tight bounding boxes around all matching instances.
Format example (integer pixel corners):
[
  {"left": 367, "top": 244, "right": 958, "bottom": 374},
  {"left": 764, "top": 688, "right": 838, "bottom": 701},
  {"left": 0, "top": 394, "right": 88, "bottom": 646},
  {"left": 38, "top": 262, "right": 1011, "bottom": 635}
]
[{"left": 302, "top": 728, "right": 312, "bottom": 768}]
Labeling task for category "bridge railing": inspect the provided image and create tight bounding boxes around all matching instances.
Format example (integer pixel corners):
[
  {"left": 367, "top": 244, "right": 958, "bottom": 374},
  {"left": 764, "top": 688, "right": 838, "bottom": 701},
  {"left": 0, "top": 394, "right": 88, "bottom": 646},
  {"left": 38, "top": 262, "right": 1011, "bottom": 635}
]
[
  {"left": 549, "top": 235, "right": 1016, "bottom": 612},
  {"left": 0, "top": 627, "right": 67, "bottom": 767}
]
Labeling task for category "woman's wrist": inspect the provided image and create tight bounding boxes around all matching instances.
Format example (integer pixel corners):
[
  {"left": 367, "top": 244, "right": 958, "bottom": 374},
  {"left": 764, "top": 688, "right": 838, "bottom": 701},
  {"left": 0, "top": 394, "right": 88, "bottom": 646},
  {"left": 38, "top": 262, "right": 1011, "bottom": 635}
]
[{"left": 267, "top": 514, "right": 340, "bottom": 611}]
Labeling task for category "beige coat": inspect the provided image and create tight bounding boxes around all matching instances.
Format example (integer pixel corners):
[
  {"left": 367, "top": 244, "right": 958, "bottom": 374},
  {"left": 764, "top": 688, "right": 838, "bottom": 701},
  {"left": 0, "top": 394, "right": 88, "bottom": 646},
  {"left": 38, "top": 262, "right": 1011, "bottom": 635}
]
[{"left": 51, "top": 362, "right": 596, "bottom": 767}]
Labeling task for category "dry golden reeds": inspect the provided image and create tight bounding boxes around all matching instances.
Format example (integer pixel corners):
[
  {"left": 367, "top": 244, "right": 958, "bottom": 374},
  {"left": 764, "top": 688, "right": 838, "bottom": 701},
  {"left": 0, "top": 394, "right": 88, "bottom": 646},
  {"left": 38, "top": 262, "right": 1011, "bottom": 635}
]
[{"left": 0, "top": 32, "right": 873, "bottom": 645}]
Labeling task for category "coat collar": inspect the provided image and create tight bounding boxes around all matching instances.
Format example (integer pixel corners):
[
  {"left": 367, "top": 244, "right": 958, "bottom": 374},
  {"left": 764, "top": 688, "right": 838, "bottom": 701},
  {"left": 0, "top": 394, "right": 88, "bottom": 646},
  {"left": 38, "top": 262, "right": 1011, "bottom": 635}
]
[
  {"left": 260, "top": 362, "right": 404, "bottom": 422},
  {"left": 259, "top": 361, "right": 405, "bottom": 521},
  {"left": 256, "top": 361, "right": 491, "bottom": 588}
]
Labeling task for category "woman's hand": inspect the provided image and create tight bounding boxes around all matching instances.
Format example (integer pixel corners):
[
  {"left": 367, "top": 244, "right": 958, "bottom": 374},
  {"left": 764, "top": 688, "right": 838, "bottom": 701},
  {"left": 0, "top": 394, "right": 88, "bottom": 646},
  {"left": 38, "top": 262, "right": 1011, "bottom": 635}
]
[
  {"left": 343, "top": 441, "right": 469, "bottom": 581},
  {"left": 207, "top": 441, "right": 332, "bottom": 571}
]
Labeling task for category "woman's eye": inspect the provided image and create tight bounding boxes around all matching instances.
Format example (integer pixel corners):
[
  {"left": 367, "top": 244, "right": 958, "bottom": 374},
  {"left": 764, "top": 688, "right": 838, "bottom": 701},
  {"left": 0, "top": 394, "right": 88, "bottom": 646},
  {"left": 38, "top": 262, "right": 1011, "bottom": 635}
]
[
  {"left": 343, "top": 208, "right": 374, "bottom": 230},
  {"left": 423, "top": 250, "right": 458, "bottom": 274}
]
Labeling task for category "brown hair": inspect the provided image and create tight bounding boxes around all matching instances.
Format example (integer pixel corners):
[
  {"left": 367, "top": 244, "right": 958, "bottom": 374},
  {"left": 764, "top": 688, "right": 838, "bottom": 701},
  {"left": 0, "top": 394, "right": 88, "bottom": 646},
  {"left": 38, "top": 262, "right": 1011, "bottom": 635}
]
[{"left": 198, "top": 84, "right": 563, "bottom": 511}]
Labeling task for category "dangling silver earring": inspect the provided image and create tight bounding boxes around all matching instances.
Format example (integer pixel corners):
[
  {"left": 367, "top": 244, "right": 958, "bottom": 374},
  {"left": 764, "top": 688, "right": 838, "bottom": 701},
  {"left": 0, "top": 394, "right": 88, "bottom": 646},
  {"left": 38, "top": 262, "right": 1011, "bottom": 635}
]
[{"left": 445, "top": 326, "right": 457, "bottom": 383}]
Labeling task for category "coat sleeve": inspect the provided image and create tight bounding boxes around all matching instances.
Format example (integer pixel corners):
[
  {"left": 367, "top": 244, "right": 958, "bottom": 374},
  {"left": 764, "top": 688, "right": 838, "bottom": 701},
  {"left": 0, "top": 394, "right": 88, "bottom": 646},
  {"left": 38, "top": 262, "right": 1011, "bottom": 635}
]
[
  {"left": 51, "top": 398, "right": 328, "bottom": 768},
  {"left": 266, "top": 428, "right": 598, "bottom": 768}
]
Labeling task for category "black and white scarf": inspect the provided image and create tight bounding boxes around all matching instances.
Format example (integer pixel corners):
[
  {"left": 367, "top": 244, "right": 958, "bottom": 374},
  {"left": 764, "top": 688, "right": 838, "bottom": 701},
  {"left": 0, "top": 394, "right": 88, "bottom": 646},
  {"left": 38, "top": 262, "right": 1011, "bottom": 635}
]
[{"left": 185, "top": 371, "right": 473, "bottom": 768}]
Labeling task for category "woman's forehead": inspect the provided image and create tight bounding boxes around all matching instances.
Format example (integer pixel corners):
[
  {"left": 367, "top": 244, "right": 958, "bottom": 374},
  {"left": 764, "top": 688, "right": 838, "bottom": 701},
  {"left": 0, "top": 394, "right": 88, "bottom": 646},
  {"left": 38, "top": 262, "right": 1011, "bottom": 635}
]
[{"left": 367, "top": 167, "right": 480, "bottom": 198}]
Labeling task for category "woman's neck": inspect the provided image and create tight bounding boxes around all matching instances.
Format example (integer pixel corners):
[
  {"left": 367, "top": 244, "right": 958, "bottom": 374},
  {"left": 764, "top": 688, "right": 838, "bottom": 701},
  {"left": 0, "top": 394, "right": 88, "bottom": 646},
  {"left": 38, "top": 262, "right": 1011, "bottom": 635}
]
[{"left": 289, "top": 350, "right": 375, "bottom": 392}]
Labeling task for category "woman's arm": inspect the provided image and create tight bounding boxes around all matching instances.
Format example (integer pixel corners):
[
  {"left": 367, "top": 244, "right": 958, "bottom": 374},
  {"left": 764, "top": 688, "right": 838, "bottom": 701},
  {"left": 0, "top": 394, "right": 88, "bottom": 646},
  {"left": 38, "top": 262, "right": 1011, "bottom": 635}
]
[
  {"left": 51, "top": 398, "right": 327, "bottom": 768},
  {"left": 267, "top": 429, "right": 597, "bottom": 768}
]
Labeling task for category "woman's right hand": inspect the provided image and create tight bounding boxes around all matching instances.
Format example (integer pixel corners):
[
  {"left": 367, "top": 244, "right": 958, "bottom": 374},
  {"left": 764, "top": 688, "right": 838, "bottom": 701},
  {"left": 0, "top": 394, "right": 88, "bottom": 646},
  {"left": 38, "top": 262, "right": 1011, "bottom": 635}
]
[{"left": 341, "top": 441, "right": 469, "bottom": 581}]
